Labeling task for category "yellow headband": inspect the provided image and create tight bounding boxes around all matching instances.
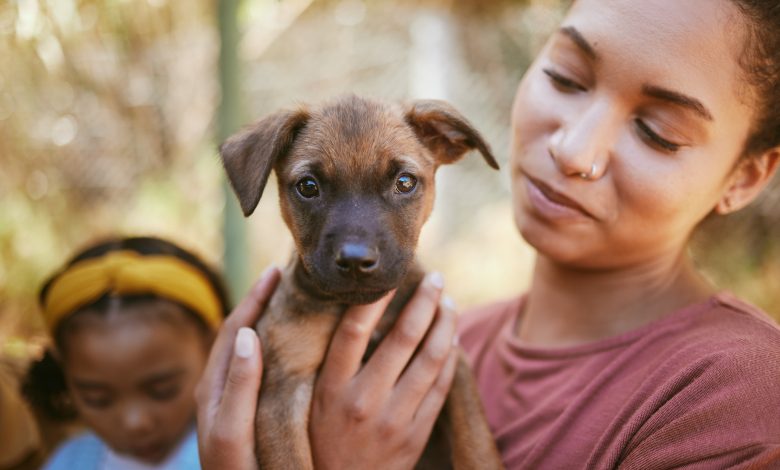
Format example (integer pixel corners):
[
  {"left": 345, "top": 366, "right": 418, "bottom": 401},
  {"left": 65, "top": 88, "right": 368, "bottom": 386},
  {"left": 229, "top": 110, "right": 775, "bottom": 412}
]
[{"left": 43, "top": 251, "right": 223, "bottom": 334}]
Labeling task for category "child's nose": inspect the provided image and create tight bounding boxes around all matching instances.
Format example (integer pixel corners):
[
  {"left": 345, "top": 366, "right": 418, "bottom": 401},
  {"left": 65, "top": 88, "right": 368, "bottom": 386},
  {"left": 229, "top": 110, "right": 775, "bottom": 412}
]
[
  {"left": 549, "top": 98, "right": 615, "bottom": 179},
  {"left": 120, "top": 403, "right": 154, "bottom": 433}
]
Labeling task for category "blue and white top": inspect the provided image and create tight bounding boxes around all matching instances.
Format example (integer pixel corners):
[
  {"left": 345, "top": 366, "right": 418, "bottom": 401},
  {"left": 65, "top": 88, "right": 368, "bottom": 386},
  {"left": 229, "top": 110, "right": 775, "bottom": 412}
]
[{"left": 43, "top": 428, "right": 200, "bottom": 470}]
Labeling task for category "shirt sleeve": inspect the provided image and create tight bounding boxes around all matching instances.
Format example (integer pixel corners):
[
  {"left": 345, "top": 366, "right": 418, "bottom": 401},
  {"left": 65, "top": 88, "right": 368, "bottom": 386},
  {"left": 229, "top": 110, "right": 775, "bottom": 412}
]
[{"left": 619, "top": 346, "right": 780, "bottom": 469}]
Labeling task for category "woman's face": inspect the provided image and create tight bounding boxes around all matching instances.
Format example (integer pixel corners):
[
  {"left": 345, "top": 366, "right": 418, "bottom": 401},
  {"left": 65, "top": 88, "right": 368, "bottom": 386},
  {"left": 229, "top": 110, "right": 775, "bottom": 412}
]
[
  {"left": 511, "top": 0, "right": 753, "bottom": 267},
  {"left": 61, "top": 300, "right": 210, "bottom": 464}
]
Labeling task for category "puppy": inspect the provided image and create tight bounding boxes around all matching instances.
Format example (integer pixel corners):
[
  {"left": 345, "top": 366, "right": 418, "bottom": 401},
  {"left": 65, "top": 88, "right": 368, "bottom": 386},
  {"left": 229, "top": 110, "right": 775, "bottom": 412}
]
[{"left": 220, "top": 94, "right": 503, "bottom": 469}]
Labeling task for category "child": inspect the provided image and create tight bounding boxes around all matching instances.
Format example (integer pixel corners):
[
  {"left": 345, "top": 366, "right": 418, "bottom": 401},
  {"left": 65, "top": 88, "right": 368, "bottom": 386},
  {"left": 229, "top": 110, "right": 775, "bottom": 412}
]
[{"left": 24, "top": 236, "right": 230, "bottom": 470}]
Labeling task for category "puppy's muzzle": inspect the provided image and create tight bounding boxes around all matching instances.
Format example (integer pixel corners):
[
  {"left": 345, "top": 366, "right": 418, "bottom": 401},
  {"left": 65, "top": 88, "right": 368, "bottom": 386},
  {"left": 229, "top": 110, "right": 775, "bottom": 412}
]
[{"left": 335, "top": 242, "right": 380, "bottom": 277}]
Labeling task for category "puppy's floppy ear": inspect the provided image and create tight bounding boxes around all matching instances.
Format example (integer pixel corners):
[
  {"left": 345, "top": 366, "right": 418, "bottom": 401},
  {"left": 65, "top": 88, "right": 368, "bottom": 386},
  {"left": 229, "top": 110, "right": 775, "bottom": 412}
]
[
  {"left": 219, "top": 107, "right": 309, "bottom": 216},
  {"left": 404, "top": 99, "right": 499, "bottom": 169}
]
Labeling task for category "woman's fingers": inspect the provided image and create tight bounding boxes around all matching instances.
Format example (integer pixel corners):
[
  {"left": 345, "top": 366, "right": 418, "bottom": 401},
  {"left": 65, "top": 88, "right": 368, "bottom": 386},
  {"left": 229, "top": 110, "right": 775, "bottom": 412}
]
[
  {"left": 356, "top": 273, "right": 444, "bottom": 394},
  {"left": 212, "top": 328, "right": 263, "bottom": 435},
  {"left": 318, "top": 290, "right": 395, "bottom": 386},
  {"left": 195, "top": 267, "right": 280, "bottom": 428},
  {"left": 389, "top": 296, "right": 456, "bottom": 419},
  {"left": 198, "top": 328, "right": 263, "bottom": 470},
  {"left": 195, "top": 267, "right": 280, "bottom": 470},
  {"left": 409, "top": 347, "right": 458, "bottom": 442},
  {"left": 309, "top": 273, "right": 459, "bottom": 470}
]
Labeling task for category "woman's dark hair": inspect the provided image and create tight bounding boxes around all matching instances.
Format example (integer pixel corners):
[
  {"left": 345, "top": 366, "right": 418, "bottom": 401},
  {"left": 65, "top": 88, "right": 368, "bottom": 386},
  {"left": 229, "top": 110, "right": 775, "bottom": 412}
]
[
  {"left": 23, "top": 236, "right": 230, "bottom": 421},
  {"left": 731, "top": 1, "right": 780, "bottom": 157}
]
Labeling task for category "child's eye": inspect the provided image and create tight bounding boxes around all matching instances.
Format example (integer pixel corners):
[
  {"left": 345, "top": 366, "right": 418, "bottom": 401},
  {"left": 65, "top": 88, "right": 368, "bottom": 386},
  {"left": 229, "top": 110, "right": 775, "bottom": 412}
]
[
  {"left": 543, "top": 68, "right": 587, "bottom": 93},
  {"left": 147, "top": 384, "right": 181, "bottom": 402},
  {"left": 634, "top": 118, "right": 682, "bottom": 153},
  {"left": 80, "top": 392, "right": 113, "bottom": 409}
]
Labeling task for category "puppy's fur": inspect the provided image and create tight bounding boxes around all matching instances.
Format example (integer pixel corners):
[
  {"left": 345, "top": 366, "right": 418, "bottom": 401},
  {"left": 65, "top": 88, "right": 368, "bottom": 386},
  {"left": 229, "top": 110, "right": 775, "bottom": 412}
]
[{"left": 220, "top": 95, "right": 503, "bottom": 469}]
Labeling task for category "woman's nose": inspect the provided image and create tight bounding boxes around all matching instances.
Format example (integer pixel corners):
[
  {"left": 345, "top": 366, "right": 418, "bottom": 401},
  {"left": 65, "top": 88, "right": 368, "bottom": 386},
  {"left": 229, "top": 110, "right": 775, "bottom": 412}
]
[{"left": 549, "top": 99, "right": 616, "bottom": 179}]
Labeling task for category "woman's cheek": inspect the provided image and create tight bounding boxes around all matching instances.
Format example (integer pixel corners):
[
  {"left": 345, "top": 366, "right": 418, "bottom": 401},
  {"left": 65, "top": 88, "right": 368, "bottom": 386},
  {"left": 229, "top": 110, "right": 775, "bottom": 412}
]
[{"left": 512, "top": 72, "right": 563, "bottom": 152}]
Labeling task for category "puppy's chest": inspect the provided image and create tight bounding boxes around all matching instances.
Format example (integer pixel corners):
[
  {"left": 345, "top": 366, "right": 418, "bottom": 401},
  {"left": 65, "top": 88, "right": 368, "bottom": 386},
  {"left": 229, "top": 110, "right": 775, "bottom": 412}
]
[
  {"left": 254, "top": 266, "right": 422, "bottom": 382},
  {"left": 255, "top": 282, "right": 343, "bottom": 380}
]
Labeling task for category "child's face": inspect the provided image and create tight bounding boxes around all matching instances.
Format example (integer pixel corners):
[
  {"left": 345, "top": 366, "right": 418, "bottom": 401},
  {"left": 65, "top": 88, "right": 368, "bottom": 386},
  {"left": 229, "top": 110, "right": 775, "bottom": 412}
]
[
  {"left": 61, "top": 300, "right": 210, "bottom": 464},
  {"left": 510, "top": 0, "right": 754, "bottom": 267}
]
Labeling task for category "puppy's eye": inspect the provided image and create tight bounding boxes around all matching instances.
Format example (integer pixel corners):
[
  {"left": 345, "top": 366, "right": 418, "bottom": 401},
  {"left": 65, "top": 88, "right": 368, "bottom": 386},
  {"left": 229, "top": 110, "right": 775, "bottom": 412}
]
[
  {"left": 395, "top": 173, "right": 417, "bottom": 193},
  {"left": 296, "top": 177, "right": 319, "bottom": 198},
  {"left": 395, "top": 173, "right": 417, "bottom": 194}
]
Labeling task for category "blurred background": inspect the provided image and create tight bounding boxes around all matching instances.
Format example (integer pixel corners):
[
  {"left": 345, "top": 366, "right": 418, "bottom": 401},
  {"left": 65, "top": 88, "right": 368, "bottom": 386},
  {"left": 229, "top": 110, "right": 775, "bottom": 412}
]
[{"left": 1, "top": 0, "right": 778, "bottom": 383}]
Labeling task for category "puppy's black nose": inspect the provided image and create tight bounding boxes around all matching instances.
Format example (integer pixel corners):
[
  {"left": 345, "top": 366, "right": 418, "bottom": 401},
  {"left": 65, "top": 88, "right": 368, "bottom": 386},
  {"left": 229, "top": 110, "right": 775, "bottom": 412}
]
[{"left": 336, "top": 243, "right": 379, "bottom": 275}]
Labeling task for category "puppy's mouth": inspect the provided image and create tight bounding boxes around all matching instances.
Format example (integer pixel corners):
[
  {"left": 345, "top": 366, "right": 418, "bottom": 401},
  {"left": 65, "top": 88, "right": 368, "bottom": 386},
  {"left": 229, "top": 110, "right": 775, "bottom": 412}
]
[
  {"left": 295, "top": 258, "right": 404, "bottom": 305},
  {"left": 310, "top": 276, "right": 398, "bottom": 305},
  {"left": 329, "top": 288, "right": 391, "bottom": 305}
]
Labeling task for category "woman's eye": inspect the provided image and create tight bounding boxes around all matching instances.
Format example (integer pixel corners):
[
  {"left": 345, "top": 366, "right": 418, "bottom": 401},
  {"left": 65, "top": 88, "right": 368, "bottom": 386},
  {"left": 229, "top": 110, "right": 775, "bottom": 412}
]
[
  {"left": 296, "top": 177, "right": 319, "bottom": 198},
  {"left": 543, "top": 68, "right": 587, "bottom": 93},
  {"left": 634, "top": 119, "right": 682, "bottom": 153},
  {"left": 395, "top": 173, "right": 417, "bottom": 194}
]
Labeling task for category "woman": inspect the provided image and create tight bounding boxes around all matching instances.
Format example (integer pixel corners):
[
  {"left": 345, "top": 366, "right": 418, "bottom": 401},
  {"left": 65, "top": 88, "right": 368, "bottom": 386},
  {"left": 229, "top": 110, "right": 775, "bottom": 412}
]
[
  {"left": 197, "top": 0, "right": 780, "bottom": 468},
  {"left": 25, "top": 237, "right": 230, "bottom": 469}
]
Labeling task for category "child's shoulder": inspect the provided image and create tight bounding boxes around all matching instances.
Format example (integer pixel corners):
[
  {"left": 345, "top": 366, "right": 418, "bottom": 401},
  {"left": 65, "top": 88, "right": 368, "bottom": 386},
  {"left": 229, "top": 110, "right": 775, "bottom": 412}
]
[
  {"left": 43, "top": 431, "right": 104, "bottom": 470},
  {"left": 170, "top": 427, "right": 201, "bottom": 468}
]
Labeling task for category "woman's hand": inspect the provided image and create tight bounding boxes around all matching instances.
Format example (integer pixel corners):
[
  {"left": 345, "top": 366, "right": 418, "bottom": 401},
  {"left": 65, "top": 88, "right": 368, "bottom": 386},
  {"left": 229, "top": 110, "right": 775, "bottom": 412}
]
[
  {"left": 309, "top": 272, "right": 459, "bottom": 470},
  {"left": 195, "top": 267, "right": 281, "bottom": 470}
]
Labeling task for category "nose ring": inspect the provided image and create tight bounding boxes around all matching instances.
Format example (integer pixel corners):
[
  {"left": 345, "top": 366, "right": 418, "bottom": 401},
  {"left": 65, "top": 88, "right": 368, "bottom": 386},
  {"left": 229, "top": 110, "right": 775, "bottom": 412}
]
[{"left": 579, "top": 163, "right": 597, "bottom": 180}]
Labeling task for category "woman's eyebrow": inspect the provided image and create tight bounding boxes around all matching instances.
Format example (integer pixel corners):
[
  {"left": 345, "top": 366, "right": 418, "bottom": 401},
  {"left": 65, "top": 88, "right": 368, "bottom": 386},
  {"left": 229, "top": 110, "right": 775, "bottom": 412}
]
[
  {"left": 642, "top": 85, "right": 714, "bottom": 121},
  {"left": 559, "top": 26, "right": 598, "bottom": 60},
  {"left": 558, "top": 26, "right": 714, "bottom": 122}
]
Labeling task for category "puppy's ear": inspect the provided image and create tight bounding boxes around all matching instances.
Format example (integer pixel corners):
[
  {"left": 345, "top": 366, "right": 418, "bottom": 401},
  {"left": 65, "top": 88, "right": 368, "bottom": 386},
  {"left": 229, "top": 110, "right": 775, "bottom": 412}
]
[
  {"left": 404, "top": 100, "right": 499, "bottom": 169},
  {"left": 219, "top": 108, "right": 309, "bottom": 216}
]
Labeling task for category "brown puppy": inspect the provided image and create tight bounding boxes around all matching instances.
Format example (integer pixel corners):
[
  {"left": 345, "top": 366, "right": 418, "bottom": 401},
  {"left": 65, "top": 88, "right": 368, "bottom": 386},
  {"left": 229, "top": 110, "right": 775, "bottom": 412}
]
[{"left": 220, "top": 94, "right": 504, "bottom": 469}]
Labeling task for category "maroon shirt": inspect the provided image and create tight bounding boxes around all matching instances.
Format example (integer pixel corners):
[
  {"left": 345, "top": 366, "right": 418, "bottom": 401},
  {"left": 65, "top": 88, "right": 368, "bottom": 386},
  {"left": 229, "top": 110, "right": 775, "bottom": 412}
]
[{"left": 458, "top": 293, "right": 780, "bottom": 469}]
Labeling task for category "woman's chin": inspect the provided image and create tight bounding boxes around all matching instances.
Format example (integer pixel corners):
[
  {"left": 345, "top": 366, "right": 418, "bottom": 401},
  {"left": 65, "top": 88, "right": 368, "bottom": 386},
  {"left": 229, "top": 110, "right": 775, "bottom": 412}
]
[{"left": 515, "top": 215, "right": 598, "bottom": 267}]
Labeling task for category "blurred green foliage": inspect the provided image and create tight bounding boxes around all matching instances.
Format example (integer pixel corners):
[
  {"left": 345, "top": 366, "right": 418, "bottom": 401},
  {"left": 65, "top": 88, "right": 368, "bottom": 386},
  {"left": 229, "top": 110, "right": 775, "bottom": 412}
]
[{"left": 0, "top": 0, "right": 777, "bottom": 360}]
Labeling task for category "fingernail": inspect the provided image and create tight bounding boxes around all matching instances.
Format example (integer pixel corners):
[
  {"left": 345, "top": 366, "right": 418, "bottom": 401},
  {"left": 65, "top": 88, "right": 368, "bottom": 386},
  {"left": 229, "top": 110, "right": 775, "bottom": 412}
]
[
  {"left": 442, "top": 295, "right": 456, "bottom": 310},
  {"left": 427, "top": 271, "right": 444, "bottom": 290},
  {"left": 235, "top": 327, "right": 255, "bottom": 358},
  {"left": 452, "top": 334, "right": 459, "bottom": 347}
]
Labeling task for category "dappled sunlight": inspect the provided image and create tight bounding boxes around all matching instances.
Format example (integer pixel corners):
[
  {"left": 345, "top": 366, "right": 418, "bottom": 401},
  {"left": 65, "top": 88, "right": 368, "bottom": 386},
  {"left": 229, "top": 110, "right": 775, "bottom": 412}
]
[{"left": 1, "top": 0, "right": 778, "bottom": 361}]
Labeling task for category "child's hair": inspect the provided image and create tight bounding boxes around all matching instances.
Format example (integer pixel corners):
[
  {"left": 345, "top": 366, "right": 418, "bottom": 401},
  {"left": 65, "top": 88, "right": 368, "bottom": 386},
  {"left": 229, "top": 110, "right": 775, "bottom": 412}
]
[{"left": 23, "top": 236, "right": 230, "bottom": 421}]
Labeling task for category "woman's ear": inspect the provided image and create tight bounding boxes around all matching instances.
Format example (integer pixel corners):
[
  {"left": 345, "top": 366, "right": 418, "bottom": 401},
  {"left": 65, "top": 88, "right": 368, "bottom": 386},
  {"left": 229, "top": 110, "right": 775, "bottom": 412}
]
[{"left": 715, "top": 148, "right": 780, "bottom": 214}]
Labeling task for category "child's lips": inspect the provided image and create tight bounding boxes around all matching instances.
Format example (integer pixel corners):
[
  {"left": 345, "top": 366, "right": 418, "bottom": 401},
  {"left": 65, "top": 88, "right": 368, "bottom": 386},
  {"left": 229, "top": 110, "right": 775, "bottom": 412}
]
[{"left": 131, "top": 442, "right": 168, "bottom": 463}]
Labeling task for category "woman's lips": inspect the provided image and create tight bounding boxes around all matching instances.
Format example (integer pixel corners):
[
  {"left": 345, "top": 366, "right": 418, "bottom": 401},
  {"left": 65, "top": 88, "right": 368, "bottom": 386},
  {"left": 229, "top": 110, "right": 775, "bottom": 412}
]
[{"left": 525, "top": 176, "right": 593, "bottom": 220}]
